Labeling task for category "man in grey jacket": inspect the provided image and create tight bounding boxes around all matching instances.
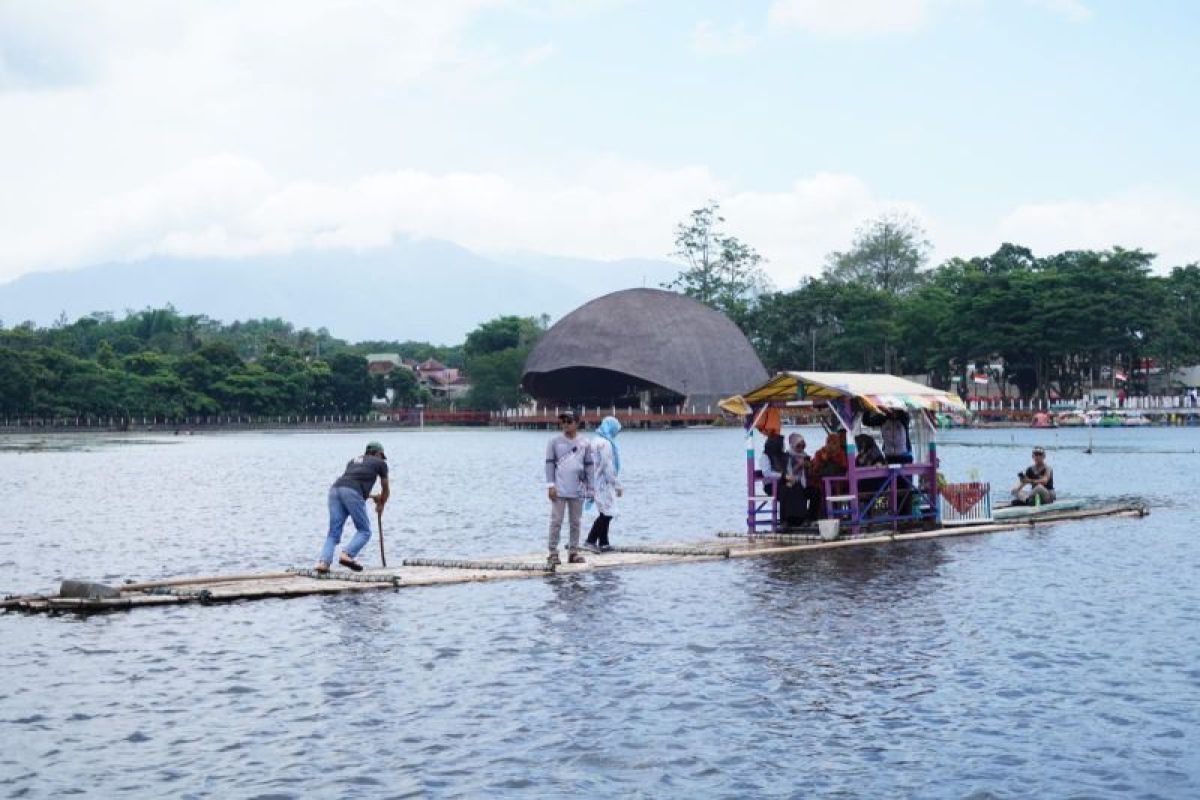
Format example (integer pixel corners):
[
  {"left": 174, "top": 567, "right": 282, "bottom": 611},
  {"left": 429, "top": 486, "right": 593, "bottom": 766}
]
[{"left": 545, "top": 409, "right": 593, "bottom": 566}]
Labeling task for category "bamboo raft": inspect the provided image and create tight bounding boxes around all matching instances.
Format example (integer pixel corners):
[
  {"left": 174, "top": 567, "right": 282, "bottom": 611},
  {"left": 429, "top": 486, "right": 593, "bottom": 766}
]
[{"left": 2, "top": 502, "right": 1148, "bottom": 615}]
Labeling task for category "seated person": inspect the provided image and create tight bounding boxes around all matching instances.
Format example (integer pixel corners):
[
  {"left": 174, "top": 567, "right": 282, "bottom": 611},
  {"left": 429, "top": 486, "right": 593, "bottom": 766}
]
[
  {"left": 782, "top": 433, "right": 819, "bottom": 526},
  {"left": 810, "top": 431, "right": 849, "bottom": 517},
  {"left": 812, "top": 431, "right": 848, "bottom": 477},
  {"left": 854, "top": 433, "right": 887, "bottom": 468},
  {"left": 758, "top": 433, "right": 786, "bottom": 497},
  {"left": 881, "top": 411, "right": 913, "bottom": 464},
  {"left": 854, "top": 433, "right": 889, "bottom": 515},
  {"left": 1011, "top": 446, "right": 1056, "bottom": 505}
]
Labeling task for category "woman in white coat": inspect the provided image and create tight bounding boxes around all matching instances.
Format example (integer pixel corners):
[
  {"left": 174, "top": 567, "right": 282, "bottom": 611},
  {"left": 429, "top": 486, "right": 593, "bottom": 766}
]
[{"left": 584, "top": 415, "right": 624, "bottom": 552}]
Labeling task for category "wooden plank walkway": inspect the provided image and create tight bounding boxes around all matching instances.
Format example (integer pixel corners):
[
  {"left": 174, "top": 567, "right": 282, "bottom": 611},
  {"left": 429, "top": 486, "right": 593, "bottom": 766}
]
[{"left": 1, "top": 503, "right": 1148, "bottom": 615}]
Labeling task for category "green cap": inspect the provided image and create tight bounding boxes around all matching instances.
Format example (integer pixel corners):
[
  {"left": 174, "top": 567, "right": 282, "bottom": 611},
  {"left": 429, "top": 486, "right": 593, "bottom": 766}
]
[{"left": 366, "top": 441, "right": 385, "bottom": 454}]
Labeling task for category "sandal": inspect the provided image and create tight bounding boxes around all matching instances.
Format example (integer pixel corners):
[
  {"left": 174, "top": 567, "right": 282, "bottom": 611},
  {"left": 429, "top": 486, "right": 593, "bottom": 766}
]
[
  {"left": 314, "top": 562, "right": 330, "bottom": 574},
  {"left": 338, "top": 555, "right": 364, "bottom": 572}
]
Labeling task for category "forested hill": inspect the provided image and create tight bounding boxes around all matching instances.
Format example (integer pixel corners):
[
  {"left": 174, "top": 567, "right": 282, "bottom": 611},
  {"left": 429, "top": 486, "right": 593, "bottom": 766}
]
[
  {"left": 0, "top": 239, "right": 676, "bottom": 345},
  {"left": 0, "top": 308, "right": 548, "bottom": 419}
]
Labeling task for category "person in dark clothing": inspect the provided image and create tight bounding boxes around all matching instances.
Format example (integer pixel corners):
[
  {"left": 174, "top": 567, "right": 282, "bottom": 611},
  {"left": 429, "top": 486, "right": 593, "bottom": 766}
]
[
  {"left": 317, "top": 441, "right": 390, "bottom": 573},
  {"left": 783, "top": 432, "right": 819, "bottom": 526},
  {"left": 1011, "top": 446, "right": 1056, "bottom": 505},
  {"left": 758, "top": 434, "right": 787, "bottom": 496}
]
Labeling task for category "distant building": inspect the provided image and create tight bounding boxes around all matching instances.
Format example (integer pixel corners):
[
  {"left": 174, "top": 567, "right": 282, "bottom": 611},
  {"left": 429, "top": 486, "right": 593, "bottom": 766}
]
[
  {"left": 415, "top": 359, "right": 471, "bottom": 400},
  {"left": 365, "top": 353, "right": 404, "bottom": 376},
  {"left": 521, "top": 288, "right": 767, "bottom": 409}
]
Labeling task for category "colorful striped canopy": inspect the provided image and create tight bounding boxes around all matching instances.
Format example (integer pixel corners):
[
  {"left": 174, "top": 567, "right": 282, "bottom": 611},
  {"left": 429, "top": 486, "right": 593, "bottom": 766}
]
[{"left": 723, "top": 371, "right": 968, "bottom": 415}]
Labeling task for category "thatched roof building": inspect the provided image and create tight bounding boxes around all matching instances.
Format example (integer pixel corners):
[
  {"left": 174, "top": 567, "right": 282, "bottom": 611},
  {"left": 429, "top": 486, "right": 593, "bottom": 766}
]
[{"left": 521, "top": 288, "right": 767, "bottom": 409}]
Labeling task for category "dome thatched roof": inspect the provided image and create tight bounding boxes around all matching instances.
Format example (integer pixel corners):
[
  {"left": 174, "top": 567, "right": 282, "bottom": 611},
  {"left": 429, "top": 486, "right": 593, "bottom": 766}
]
[{"left": 521, "top": 288, "right": 767, "bottom": 408}]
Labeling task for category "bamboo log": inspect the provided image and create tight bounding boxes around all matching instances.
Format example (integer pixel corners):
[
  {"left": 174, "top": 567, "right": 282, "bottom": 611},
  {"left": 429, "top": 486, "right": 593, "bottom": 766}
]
[
  {"left": 728, "top": 506, "right": 1147, "bottom": 558},
  {"left": 401, "top": 558, "right": 551, "bottom": 572},
  {"left": 603, "top": 544, "right": 731, "bottom": 558},
  {"left": 122, "top": 572, "right": 298, "bottom": 591},
  {"left": 287, "top": 569, "right": 401, "bottom": 584},
  {"left": 1, "top": 503, "right": 1148, "bottom": 616}
]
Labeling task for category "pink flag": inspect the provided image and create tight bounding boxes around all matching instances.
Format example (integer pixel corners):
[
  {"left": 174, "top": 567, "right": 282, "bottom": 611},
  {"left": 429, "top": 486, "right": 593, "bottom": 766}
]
[
  {"left": 1114, "top": 370, "right": 1128, "bottom": 382},
  {"left": 972, "top": 373, "right": 990, "bottom": 385}
]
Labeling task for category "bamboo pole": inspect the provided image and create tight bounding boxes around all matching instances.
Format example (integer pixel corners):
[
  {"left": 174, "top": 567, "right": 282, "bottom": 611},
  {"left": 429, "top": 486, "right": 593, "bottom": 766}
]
[
  {"left": 727, "top": 506, "right": 1147, "bottom": 558},
  {"left": 603, "top": 544, "right": 731, "bottom": 558},
  {"left": 401, "top": 558, "right": 551, "bottom": 572},
  {"left": 120, "top": 572, "right": 298, "bottom": 591},
  {"left": 377, "top": 507, "right": 387, "bottom": 568}
]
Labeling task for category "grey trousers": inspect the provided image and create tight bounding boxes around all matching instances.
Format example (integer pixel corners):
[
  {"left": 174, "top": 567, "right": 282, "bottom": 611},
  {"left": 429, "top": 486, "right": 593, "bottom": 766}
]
[
  {"left": 548, "top": 497, "right": 583, "bottom": 552},
  {"left": 1012, "top": 485, "right": 1056, "bottom": 504}
]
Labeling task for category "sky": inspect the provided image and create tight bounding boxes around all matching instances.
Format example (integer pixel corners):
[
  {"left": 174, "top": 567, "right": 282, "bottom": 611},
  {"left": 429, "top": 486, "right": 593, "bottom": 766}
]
[{"left": 1, "top": 0, "right": 1197, "bottom": 291}]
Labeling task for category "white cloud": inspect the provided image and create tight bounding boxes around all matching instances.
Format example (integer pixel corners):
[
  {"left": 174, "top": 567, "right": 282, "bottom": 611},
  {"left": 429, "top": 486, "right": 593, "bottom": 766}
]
[
  {"left": 691, "top": 20, "right": 758, "bottom": 56},
  {"left": 997, "top": 188, "right": 1199, "bottom": 268},
  {"left": 0, "top": 0, "right": 522, "bottom": 264},
  {"left": 723, "top": 174, "right": 925, "bottom": 284},
  {"left": 0, "top": 155, "right": 913, "bottom": 288},
  {"left": 768, "top": 0, "right": 932, "bottom": 37}
]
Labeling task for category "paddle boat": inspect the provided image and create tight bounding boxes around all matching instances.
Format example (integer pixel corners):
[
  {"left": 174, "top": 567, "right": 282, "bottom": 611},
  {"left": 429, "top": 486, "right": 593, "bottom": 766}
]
[
  {"left": 1085, "top": 409, "right": 1124, "bottom": 427},
  {"left": 1056, "top": 410, "right": 1087, "bottom": 427}
]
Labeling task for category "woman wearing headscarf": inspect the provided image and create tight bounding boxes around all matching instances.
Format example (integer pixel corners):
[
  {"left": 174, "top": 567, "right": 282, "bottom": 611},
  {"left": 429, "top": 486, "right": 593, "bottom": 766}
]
[
  {"left": 784, "top": 433, "right": 821, "bottom": 526},
  {"left": 758, "top": 433, "right": 787, "bottom": 497},
  {"left": 854, "top": 432, "right": 889, "bottom": 514},
  {"left": 812, "top": 430, "right": 849, "bottom": 477},
  {"left": 584, "top": 416, "right": 624, "bottom": 552},
  {"left": 854, "top": 433, "right": 887, "bottom": 468},
  {"left": 809, "top": 430, "right": 849, "bottom": 520}
]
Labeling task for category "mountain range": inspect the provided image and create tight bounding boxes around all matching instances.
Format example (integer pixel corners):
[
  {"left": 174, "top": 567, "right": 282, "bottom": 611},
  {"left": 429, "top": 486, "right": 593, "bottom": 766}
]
[{"left": 0, "top": 240, "right": 679, "bottom": 344}]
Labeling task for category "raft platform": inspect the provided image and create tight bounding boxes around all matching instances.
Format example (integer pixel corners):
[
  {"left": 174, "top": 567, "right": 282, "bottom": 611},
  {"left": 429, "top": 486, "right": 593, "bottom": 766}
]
[{"left": 2, "top": 502, "right": 1148, "bottom": 615}]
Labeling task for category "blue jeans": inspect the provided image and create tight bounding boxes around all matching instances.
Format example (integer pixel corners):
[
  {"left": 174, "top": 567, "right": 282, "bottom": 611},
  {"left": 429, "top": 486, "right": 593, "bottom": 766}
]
[{"left": 320, "top": 486, "right": 372, "bottom": 564}]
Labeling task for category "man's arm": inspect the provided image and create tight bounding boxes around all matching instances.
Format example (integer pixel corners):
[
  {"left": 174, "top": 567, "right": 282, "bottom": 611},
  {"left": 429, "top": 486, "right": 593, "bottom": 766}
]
[
  {"left": 584, "top": 441, "right": 595, "bottom": 494},
  {"left": 545, "top": 439, "right": 558, "bottom": 500},
  {"left": 372, "top": 476, "right": 390, "bottom": 510},
  {"left": 1035, "top": 466, "right": 1053, "bottom": 487}
]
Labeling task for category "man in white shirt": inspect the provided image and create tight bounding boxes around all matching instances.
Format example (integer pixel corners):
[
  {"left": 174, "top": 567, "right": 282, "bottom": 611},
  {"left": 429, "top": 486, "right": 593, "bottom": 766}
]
[{"left": 544, "top": 410, "right": 593, "bottom": 567}]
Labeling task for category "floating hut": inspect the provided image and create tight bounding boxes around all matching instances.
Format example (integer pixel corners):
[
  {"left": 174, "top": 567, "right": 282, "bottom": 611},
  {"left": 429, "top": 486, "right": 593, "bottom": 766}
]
[{"left": 721, "top": 371, "right": 979, "bottom": 535}]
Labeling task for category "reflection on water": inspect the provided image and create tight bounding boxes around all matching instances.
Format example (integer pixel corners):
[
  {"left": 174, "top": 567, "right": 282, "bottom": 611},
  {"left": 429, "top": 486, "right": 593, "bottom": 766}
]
[{"left": 1, "top": 427, "right": 1198, "bottom": 796}]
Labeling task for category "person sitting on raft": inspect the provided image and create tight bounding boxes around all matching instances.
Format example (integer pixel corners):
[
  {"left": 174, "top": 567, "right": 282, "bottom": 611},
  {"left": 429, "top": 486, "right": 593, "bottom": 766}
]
[
  {"left": 854, "top": 432, "right": 890, "bottom": 516},
  {"left": 759, "top": 432, "right": 803, "bottom": 530},
  {"left": 812, "top": 430, "right": 848, "bottom": 477},
  {"left": 784, "top": 432, "right": 819, "bottom": 526},
  {"left": 808, "top": 431, "right": 849, "bottom": 518},
  {"left": 758, "top": 433, "right": 787, "bottom": 497},
  {"left": 1012, "top": 446, "right": 1055, "bottom": 506},
  {"left": 880, "top": 411, "right": 913, "bottom": 464},
  {"left": 854, "top": 433, "right": 887, "bottom": 468}
]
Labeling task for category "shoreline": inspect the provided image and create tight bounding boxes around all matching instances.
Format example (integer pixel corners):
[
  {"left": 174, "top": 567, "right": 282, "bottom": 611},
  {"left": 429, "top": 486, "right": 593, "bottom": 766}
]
[{"left": 2, "top": 420, "right": 1193, "bottom": 436}]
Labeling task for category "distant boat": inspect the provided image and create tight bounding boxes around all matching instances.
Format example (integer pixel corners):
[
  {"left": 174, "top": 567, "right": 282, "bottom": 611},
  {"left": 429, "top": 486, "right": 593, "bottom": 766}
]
[
  {"left": 1085, "top": 409, "right": 1123, "bottom": 427},
  {"left": 1031, "top": 411, "right": 1055, "bottom": 428}
]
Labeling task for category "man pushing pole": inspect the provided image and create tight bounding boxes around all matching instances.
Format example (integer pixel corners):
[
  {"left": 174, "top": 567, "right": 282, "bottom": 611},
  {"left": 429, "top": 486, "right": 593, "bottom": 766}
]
[{"left": 316, "top": 441, "right": 390, "bottom": 573}]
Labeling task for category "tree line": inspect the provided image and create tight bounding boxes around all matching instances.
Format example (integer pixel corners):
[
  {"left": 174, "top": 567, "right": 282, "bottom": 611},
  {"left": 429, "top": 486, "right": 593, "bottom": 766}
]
[
  {"left": 668, "top": 204, "right": 1200, "bottom": 400},
  {"left": 0, "top": 309, "right": 452, "bottom": 418},
  {"left": 4, "top": 206, "right": 1194, "bottom": 418}
]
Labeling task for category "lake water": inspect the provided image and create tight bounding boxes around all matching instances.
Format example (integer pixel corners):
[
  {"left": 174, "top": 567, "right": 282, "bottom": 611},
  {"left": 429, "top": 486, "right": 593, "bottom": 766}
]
[{"left": 1, "top": 426, "right": 1198, "bottom": 798}]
